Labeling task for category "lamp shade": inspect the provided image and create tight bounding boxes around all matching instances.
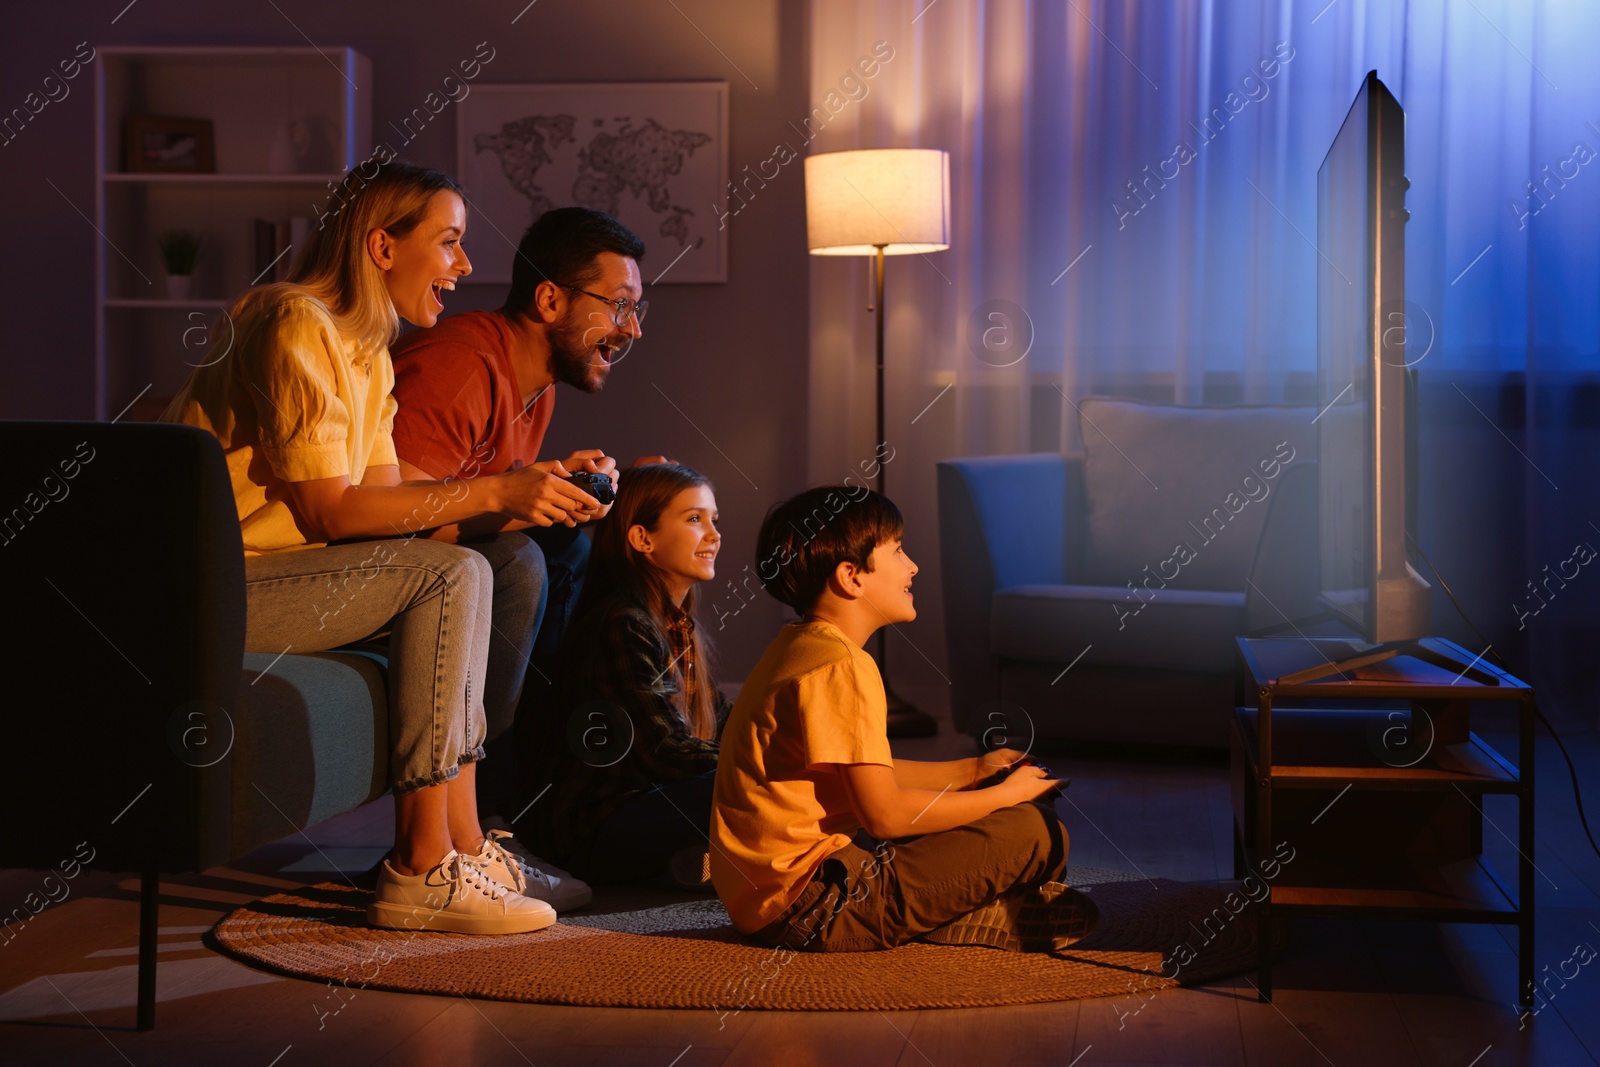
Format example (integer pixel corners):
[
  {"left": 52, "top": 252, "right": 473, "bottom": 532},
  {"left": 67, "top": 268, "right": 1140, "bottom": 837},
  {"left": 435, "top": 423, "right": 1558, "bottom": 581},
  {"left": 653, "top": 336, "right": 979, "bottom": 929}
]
[{"left": 804, "top": 148, "right": 950, "bottom": 256}]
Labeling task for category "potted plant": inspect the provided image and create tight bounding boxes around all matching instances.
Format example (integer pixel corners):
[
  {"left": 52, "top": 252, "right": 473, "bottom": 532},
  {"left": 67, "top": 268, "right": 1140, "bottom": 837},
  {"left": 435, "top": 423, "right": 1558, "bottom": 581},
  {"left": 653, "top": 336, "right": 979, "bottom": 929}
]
[{"left": 158, "top": 230, "right": 201, "bottom": 299}]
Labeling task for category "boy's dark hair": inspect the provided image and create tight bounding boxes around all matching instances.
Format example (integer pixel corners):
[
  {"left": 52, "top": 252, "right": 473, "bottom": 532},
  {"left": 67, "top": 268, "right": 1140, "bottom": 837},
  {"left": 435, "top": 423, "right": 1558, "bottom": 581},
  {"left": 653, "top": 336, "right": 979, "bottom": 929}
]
[
  {"left": 756, "top": 486, "right": 904, "bottom": 613},
  {"left": 504, "top": 207, "right": 645, "bottom": 316}
]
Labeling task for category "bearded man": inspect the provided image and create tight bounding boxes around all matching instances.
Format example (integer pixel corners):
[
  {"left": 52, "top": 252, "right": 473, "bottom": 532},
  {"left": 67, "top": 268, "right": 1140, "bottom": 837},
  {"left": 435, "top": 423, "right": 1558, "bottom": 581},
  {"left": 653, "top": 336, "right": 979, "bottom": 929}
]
[{"left": 390, "top": 207, "right": 657, "bottom": 832}]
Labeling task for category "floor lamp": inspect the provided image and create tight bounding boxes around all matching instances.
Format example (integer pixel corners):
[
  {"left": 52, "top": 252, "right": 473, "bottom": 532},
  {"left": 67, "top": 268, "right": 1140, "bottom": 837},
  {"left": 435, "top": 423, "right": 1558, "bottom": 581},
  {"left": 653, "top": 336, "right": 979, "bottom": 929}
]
[{"left": 804, "top": 148, "right": 951, "bottom": 738}]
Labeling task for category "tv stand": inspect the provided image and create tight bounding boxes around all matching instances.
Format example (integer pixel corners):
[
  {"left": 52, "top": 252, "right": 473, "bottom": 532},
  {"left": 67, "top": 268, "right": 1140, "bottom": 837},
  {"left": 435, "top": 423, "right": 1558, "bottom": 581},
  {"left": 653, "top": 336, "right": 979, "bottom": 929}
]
[
  {"left": 1231, "top": 636, "right": 1535, "bottom": 1008},
  {"left": 1276, "top": 636, "right": 1501, "bottom": 687}
]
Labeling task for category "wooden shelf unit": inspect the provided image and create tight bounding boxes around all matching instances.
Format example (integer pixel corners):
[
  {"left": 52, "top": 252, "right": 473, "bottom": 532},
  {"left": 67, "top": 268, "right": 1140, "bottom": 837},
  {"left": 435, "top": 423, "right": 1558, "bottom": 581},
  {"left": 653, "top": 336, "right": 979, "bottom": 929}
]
[
  {"left": 93, "top": 46, "right": 372, "bottom": 420},
  {"left": 1231, "top": 636, "right": 1535, "bottom": 1007}
]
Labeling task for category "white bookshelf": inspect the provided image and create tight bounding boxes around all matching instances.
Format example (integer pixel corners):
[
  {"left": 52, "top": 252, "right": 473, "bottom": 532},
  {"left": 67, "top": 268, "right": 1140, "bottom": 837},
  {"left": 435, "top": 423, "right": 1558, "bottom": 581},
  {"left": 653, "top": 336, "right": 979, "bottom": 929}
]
[{"left": 94, "top": 46, "right": 372, "bottom": 420}]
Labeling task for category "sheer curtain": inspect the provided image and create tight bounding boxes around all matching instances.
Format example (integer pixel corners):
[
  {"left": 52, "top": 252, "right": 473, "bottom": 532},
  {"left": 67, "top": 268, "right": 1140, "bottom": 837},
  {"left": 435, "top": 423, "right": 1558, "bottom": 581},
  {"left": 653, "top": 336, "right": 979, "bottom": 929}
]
[{"left": 806, "top": 0, "right": 1600, "bottom": 724}]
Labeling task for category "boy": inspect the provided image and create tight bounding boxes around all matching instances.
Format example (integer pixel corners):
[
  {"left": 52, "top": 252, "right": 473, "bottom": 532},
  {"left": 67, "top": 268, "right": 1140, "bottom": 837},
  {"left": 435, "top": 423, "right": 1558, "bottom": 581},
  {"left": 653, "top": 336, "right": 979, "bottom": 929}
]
[{"left": 710, "top": 486, "right": 1098, "bottom": 952}]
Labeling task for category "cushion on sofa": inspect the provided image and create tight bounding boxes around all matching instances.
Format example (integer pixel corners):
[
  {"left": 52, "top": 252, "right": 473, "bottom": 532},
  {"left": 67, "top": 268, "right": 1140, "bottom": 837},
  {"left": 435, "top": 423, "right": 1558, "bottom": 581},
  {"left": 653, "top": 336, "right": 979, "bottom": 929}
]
[
  {"left": 992, "top": 583, "right": 1246, "bottom": 674},
  {"left": 228, "top": 650, "right": 390, "bottom": 860},
  {"left": 1077, "top": 399, "right": 1317, "bottom": 591}
]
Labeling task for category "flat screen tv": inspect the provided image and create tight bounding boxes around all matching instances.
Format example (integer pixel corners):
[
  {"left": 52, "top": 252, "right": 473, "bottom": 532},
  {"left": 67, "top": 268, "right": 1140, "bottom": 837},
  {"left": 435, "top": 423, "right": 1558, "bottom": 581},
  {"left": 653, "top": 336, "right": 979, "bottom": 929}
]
[{"left": 1316, "top": 71, "right": 1431, "bottom": 644}]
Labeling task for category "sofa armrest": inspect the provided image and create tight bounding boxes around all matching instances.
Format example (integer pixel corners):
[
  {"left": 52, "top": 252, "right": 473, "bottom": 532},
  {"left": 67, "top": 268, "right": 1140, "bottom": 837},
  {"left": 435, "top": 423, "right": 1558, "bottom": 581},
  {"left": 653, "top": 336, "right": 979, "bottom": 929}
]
[
  {"left": 0, "top": 421, "right": 245, "bottom": 874},
  {"left": 936, "top": 454, "right": 1069, "bottom": 735}
]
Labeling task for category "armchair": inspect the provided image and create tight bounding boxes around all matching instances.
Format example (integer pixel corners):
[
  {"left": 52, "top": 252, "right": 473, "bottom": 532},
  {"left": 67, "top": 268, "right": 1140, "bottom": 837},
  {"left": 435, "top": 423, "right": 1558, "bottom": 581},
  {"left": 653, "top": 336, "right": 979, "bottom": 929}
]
[
  {"left": 1, "top": 421, "right": 392, "bottom": 1029},
  {"left": 936, "top": 399, "right": 1319, "bottom": 750}
]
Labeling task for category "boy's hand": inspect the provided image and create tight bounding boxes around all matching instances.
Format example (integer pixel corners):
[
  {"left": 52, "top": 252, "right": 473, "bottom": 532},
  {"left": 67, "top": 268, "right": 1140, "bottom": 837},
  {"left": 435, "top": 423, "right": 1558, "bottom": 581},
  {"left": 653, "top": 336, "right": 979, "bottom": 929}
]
[
  {"left": 997, "top": 764, "right": 1066, "bottom": 805},
  {"left": 977, "top": 747, "right": 1028, "bottom": 772},
  {"left": 967, "top": 748, "right": 1027, "bottom": 789}
]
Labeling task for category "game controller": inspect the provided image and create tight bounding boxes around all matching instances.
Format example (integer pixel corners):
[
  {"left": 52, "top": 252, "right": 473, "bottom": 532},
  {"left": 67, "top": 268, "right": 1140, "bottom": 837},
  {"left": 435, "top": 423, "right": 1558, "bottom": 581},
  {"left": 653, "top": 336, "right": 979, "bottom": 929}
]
[
  {"left": 567, "top": 470, "right": 616, "bottom": 506},
  {"left": 973, "top": 755, "right": 1070, "bottom": 798}
]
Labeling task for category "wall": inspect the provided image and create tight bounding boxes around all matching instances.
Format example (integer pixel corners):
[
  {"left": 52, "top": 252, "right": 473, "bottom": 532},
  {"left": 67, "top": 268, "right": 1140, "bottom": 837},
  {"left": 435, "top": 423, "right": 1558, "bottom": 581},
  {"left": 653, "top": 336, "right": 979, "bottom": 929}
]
[{"left": 0, "top": 0, "right": 812, "bottom": 680}]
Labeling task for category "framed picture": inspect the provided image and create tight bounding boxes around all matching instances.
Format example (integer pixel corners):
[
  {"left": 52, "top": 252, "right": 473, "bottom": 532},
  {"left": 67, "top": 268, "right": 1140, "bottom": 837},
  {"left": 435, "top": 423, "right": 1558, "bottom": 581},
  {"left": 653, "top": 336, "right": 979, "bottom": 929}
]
[
  {"left": 125, "top": 116, "right": 216, "bottom": 174},
  {"left": 457, "top": 82, "right": 728, "bottom": 284}
]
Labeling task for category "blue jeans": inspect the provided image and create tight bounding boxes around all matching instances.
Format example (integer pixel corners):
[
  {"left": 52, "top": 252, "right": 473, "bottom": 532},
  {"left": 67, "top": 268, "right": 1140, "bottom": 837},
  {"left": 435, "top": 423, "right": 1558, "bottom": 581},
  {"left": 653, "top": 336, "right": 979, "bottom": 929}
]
[
  {"left": 526, "top": 524, "right": 590, "bottom": 663},
  {"left": 459, "top": 532, "right": 548, "bottom": 741},
  {"left": 465, "top": 525, "right": 588, "bottom": 819},
  {"left": 242, "top": 536, "right": 496, "bottom": 795},
  {"left": 460, "top": 531, "right": 548, "bottom": 818}
]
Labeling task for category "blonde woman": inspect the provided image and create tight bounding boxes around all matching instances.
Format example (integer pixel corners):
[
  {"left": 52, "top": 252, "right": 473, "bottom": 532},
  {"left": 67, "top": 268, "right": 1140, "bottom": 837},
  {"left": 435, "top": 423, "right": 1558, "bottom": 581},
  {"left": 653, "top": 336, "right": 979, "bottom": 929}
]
[{"left": 163, "top": 158, "right": 601, "bottom": 933}]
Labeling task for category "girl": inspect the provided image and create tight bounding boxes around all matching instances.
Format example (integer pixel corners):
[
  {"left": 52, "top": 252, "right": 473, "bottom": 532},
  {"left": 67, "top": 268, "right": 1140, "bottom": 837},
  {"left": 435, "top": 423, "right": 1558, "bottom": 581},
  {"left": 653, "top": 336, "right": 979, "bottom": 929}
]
[
  {"left": 519, "top": 464, "right": 729, "bottom": 886},
  {"left": 163, "top": 158, "right": 597, "bottom": 933}
]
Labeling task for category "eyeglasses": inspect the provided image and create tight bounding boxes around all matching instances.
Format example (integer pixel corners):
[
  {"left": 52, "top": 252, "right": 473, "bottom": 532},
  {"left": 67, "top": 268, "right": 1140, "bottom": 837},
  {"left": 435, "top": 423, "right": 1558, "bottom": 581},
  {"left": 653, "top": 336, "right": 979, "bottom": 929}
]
[{"left": 561, "top": 285, "right": 648, "bottom": 328}]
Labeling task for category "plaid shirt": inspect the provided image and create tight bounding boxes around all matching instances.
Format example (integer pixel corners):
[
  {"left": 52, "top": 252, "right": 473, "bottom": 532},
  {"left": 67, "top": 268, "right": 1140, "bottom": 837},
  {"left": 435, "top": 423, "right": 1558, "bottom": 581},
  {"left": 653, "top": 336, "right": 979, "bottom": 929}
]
[
  {"left": 666, "top": 605, "right": 700, "bottom": 711},
  {"left": 520, "top": 599, "right": 730, "bottom": 865}
]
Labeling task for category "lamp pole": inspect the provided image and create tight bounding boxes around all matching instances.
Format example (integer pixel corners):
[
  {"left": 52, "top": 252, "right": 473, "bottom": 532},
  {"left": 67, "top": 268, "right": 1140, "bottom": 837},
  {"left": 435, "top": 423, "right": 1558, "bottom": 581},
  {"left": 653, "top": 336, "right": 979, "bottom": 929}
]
[
  {"left": 870, "top": 244, "right": 889, "bottom": 671},
  {"left": 870, "top": 243, "right": 887, "bottom": 493},
  {"left": 803, "top": 148, "right": 949, "bottom": 738}
]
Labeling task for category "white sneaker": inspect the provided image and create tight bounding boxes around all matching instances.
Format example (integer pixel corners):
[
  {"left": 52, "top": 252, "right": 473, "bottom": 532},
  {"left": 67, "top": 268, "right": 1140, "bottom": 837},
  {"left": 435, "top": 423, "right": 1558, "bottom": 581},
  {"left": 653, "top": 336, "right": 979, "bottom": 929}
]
[
  {"left": 480, "top": 816, "right": 583, "bottom": 883},
  {"left": 472, "top": 829, "right": 594, "bottom": 911},
  {"left": 367, "top": 850, "right": 557, "bottom": 935}
]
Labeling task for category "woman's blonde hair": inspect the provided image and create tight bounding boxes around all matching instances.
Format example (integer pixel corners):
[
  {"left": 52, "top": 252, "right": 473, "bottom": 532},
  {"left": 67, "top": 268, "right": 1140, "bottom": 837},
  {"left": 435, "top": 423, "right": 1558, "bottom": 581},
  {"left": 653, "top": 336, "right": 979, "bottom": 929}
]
[{"left": 229, "top": 157, "right": 462, "bottom": 349}]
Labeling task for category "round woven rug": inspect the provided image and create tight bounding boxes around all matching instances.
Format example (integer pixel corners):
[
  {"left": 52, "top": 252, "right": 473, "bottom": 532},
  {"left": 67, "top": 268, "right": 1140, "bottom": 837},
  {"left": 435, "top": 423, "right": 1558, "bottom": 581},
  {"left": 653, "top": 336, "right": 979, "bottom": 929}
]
[{"left": 211, "top": 866, "right": 1268, "bottom": 1011}]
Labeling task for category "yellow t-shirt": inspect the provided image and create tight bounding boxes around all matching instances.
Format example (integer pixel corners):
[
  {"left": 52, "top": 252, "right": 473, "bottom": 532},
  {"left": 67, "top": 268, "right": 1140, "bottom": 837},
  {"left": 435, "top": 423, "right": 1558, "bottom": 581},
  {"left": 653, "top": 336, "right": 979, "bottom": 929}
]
[
  {"left": 161, "top": 294, "right": 398, "bottom": 554},
  {"left": 710, "top": 619, "right": 894, "bottom": 933}
]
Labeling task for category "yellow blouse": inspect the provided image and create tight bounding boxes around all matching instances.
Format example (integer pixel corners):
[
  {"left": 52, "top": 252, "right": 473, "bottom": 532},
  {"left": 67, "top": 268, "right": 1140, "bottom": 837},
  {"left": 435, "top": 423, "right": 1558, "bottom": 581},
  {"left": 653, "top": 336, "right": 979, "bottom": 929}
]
[{"left": 162, "top": 294, "right": 398, "bottom": 554}]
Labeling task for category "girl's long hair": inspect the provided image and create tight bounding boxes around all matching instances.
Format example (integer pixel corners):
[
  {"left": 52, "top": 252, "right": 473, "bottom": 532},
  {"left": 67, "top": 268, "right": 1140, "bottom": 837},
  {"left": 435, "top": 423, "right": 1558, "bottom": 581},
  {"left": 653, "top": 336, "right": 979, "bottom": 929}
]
[
  {"left": 573, "top": 463, "right": 720, "bottom": 740},
  {"left": 228, "top": 157, "right": 462, "bottom": 350}
]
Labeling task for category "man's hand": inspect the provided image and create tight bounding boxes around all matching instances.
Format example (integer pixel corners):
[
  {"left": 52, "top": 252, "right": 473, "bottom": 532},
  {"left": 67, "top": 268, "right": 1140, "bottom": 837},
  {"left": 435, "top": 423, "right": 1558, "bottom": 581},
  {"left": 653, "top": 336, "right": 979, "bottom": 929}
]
[
  {"left": 499, "top": 463, "right": 600, "bottom": 527},
  {"left": 561, "top": 449, "right": 618, "bottom": 478},
  {"left": 557, "top": 449, "right": 618, "bottom": 521}
]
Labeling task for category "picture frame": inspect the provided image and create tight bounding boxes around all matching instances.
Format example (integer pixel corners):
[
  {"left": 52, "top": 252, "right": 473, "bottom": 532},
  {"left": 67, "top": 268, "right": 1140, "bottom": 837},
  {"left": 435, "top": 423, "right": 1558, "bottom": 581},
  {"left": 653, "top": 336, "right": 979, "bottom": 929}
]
[
  {"left": 125, "top": 116, "right": 216, "bottom": 174},
  {"left": 456, "top": 82, "right": 729, "bottom": 284}
]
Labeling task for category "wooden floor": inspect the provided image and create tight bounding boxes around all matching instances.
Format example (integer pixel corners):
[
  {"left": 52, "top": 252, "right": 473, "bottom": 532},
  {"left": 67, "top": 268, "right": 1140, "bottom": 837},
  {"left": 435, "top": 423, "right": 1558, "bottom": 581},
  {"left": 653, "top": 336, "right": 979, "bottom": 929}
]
[{"left": 3, "top": 691, "right": 1598, "bottom": 1066}]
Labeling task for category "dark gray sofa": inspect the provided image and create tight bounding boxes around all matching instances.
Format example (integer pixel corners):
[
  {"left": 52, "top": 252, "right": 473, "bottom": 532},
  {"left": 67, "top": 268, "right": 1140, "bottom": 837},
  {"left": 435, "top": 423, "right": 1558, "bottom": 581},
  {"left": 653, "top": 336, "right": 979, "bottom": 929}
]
[{"left": 1, "top": 421, "right": 392, "bottom": 1029}]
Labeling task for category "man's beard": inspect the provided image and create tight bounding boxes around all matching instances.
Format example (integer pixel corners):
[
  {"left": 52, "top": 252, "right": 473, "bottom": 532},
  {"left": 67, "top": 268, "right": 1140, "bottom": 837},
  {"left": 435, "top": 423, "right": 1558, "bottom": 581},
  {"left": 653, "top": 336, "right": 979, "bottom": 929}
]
[{"left": 548, "top": 310, "right": 615, "bottom": 394}]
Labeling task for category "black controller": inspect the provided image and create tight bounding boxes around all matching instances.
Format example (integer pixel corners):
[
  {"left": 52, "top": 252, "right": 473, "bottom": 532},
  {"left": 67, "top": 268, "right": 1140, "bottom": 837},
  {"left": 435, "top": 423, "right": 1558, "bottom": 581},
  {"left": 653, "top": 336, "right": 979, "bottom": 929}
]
[
  {"left": 973, "top": 756, "right": 1069, "bottom": 798},
  {"left": 567, "top": 470, "right": 616, "bottom": 506}
]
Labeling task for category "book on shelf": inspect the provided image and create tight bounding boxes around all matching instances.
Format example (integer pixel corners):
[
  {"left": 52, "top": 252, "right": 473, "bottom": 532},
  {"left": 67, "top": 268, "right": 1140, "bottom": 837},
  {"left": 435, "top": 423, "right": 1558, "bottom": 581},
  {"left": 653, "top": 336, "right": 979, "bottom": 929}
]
[{"left": 252, "top": 216, "right": 313, "bottom": 283}]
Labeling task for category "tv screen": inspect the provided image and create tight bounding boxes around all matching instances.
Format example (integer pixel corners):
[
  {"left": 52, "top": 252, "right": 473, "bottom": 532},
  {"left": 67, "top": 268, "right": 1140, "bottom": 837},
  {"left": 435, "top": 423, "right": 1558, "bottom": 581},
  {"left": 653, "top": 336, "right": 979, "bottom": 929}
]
[{"left": 1316, "top": 71, "right": 1430, "bottom": 644}]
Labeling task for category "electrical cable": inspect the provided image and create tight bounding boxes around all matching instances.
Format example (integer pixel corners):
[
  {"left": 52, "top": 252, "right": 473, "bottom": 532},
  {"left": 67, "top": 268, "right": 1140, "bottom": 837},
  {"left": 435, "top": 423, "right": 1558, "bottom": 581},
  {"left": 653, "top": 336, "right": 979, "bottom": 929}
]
[{"left": 1408, "top": 531, "right": 1600, "bottom": 862}]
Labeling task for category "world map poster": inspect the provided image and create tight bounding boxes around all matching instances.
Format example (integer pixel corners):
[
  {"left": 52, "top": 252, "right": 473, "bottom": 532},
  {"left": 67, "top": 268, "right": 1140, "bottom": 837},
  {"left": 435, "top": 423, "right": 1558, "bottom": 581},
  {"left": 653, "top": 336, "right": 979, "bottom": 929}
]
[{"left": 457, "top": 82, "right": 728, "bottom": 284}]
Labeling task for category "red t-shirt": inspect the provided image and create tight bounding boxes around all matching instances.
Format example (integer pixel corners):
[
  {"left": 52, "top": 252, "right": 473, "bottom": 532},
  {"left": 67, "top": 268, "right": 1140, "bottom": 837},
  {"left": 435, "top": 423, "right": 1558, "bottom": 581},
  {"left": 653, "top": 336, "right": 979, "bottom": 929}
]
[{"left": 390, "top": 310, "right": 555, "bottom": 479}]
